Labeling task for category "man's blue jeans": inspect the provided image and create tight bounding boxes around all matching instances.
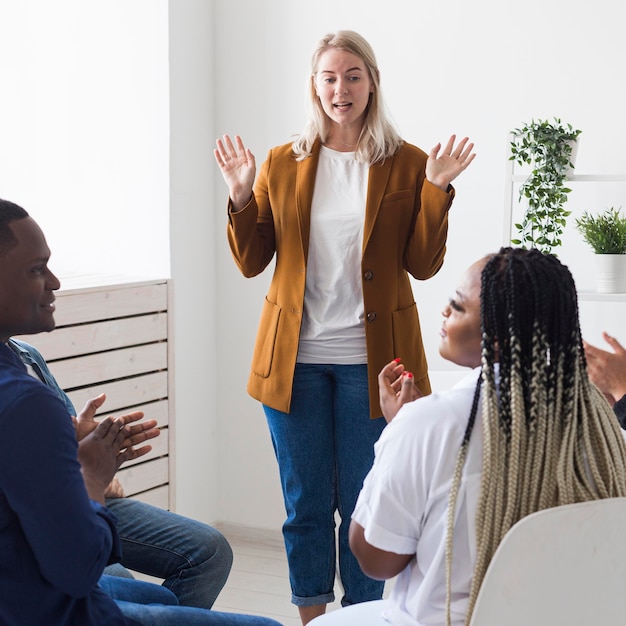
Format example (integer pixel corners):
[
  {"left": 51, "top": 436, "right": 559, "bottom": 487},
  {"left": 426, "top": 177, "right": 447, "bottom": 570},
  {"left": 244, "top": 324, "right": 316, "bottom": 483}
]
[
  {"left": 103, "top": 498, "right": 233, "bottom": 608},
  {"left": 99, "top": 575, "right": 179, "bottom": 605},
  {"left": 264, "top": 363, "right": 386, "bottom": 608},
  {"left": 114, "top": 599, "right": 284, "bottom": 625},
  {"left": 101, "top": 555, "right": 283, "bottom": 625}
]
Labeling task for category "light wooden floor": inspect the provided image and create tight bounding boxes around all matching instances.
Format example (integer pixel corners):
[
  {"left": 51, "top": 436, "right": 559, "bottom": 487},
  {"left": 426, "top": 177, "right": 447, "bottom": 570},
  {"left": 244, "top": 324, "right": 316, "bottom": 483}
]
[{"left": 210, "top": 523, "right": 393, "bottom": 626}]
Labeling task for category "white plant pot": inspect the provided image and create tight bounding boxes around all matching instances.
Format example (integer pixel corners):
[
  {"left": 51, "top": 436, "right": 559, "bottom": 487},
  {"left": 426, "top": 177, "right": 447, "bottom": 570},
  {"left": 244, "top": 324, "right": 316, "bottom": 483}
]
[
  {"left": 595, "top": 254, "right": 626, "bottom": 293},
  {"left": 565, "top": 138, "right": 579, "bottom": 175}
]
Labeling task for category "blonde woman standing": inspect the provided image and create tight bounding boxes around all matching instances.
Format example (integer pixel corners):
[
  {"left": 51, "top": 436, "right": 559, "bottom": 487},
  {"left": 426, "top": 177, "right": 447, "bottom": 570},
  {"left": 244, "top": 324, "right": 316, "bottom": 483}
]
[{"left": 214, "top": 30, "right": 475, "bottom": 624}]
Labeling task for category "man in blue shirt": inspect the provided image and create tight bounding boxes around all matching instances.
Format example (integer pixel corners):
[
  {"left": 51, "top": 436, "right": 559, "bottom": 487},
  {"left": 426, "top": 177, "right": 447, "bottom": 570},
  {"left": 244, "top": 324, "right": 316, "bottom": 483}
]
[
  {"left": 6, "top": 336, "right": 235, "bottom": 609},
  {"left": 0, "top": 200, "right": 284, "bottom": 626},
  {"left": 0, "top": 200, "right": 150, "bottom": 625}
]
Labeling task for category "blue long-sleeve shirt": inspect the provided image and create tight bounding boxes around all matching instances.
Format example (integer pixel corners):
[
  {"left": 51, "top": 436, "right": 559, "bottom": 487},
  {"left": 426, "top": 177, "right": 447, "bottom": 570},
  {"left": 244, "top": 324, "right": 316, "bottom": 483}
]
[{"left": 0, "top": 342, "right": 134, "bottom": 625}]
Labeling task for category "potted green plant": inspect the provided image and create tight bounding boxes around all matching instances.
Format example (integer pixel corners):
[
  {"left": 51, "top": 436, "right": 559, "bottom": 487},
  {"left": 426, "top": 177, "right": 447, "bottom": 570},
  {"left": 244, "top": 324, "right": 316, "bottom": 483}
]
[
  {"left": 575, "top": 206, "right": 626, "bottom": 293},
  {"left": 510, "top": 117, "right": 582, "bottom": 254}
]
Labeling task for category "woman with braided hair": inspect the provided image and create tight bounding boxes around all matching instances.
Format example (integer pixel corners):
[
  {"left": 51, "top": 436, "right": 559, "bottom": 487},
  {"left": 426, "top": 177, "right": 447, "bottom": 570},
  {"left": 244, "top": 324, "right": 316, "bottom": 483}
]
[{"left": 348, "top": 246, "right": 626, "bottom": 626}]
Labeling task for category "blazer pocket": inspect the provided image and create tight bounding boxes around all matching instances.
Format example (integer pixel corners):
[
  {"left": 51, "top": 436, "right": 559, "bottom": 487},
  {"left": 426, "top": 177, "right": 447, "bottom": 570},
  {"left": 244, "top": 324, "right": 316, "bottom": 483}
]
[
  {"left": 391, "top": 302, "right": 427, "bottom": 378},
  {"left": 382, "top": 188, "right": 415, "bottom": 205},
  {"left": 251, "top": 297, "right": 281, "bottom": 378}
]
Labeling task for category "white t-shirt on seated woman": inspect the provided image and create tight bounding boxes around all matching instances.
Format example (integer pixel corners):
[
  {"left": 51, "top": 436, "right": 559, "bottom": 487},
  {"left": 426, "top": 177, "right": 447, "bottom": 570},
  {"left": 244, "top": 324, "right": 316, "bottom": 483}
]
[{"left": 352, "top": 367, "right": 484, "bottom": 626}]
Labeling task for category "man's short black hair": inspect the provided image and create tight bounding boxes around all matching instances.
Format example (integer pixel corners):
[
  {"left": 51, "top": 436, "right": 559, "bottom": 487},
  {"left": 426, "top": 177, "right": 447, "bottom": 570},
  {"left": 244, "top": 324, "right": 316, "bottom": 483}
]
[{"left": 0, "top": 199, "right": 29, "bottom": 254}]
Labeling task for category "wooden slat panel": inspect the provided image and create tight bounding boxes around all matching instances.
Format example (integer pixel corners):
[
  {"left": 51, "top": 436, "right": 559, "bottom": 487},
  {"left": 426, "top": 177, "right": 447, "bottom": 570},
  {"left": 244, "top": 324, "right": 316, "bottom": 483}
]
[
  {"left": 66, "top": 373, "right": 168, "bottom": 414},
  {"left": 16, "top": 278, "right": 172, "bottom": 507},
  {"left": 53, "top": 344, "right": 168, "bottom": 390},
  {"left": 67, "top": 402, "right": 169, "bottom": 429},
  {"left": 106, "top": 400, "right": 169, "bottom": 428},
  {"left": 15, "top": 314, "right": 167, "bottom": 361},
  {"left": 54, "top": 282, "right": 167, "bottom": 327},
  {"left": 128, "top": 485, "right": 170, "bottom": 510},
  {"left": 122, "top": 426, "right": 169, "bottom": 467},
  {"left": 117, "top": 457, "right": 169, "bottom": 496}
]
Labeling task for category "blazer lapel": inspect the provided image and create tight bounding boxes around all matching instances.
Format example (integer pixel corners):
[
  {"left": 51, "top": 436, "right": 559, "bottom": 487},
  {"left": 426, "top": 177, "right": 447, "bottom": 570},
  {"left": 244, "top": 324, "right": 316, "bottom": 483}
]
[
  {"left": 363, "top": 155, "right": 394, "bottom": 252},
  {"left": 295, "top": 141, "right": 321, "bottom": 261}
]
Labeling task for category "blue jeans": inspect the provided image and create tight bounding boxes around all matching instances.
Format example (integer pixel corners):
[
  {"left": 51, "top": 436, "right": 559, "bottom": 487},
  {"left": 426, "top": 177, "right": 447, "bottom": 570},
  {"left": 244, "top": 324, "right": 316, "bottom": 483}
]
[
  {"left": 264, "top": 363, "right": 386, "bottom": 607},
  {"left": 114, "top": 600, "right": 284, "bottom": 625},
  {"left": 100, "top": 549, "right": 282, "bottom": 625},
  {"left": 100, "top": 575, "right": 179, "bottom": 605},
  {"left": 103, "top": 497, "right": 233, "bottom": 608}
]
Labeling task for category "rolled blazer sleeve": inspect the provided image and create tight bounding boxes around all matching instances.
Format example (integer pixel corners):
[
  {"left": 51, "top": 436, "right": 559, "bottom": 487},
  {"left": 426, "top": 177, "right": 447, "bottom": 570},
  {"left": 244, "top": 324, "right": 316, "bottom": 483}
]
[
  {"left": 405, "top": 179, "right": 455, "bottom": 280},
  {"left": 227, "top": 150, "right": 277, "bottom": 278}
]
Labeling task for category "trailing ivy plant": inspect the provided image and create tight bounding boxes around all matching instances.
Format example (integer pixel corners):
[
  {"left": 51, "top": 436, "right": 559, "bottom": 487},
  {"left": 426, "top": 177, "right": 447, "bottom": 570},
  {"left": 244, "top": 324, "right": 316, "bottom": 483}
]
[
  {"left": 510, "top": 118, "right": 582, "bottom": 254},
  {"left": 575, "top": 207, "right": 626, "bottom": 254}
]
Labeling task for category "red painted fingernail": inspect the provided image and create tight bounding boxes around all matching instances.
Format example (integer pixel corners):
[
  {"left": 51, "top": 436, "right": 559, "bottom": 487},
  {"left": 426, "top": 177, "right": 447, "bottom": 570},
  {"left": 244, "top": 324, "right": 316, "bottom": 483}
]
[
  {"left": 406, "top": 372, "right": 413, "bottom": 379},
  {"left": 394, "top": 357, "right": 401, "bottom": 362}
]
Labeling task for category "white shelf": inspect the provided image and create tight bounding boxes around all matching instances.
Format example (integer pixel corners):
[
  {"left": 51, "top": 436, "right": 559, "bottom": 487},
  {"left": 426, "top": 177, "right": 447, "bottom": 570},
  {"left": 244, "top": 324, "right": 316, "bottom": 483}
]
[
  {"left": 578, "top": 291, "right": 626, "bottom": 302},
  {"left": 509, "top": 174, "right": 626, "bottom": 183},
  {"left": 503, "top": 150, "right": 626, "bottom": 248},
  {"left": 503, "top": 145, "right": 626, "bottom": 311}
]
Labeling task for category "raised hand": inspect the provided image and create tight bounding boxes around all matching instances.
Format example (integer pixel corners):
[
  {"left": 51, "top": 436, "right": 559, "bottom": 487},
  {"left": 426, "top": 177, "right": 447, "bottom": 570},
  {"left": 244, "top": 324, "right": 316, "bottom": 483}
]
[
  {"left": 77, "top": 414, "right": 160, "bottom": 504},
  {"left": 118, "top": 411, "right": 160, "bottom": 461},
  {"left": 214, "top": 134, "right": 256, "bottom": 210},
  {"left": 74, "top": 393, "right": 107, "bottom": 441},
  {"left": 583, "top": 331, "right": 626, "bottom": 405},
  {"left": 378, "top": 358, "right": 422, "bottom": 423},
  {"left": 75, "top": 394, "right": 159, "bottom": 454},
  {"left": 426, "top": 135, "right": 476, "bottom": 191},
  {"left": 77, "top": 417, "right": 131, "bottom": 503}
]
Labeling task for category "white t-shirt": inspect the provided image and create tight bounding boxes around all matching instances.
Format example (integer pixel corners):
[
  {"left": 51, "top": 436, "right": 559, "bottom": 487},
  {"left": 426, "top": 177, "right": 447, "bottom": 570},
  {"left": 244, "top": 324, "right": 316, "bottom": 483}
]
[
  {"left": 352, "top": 367, "right": 484, "bottom": 626},
  {"left": 297, "top": 146, "right": 370, "bottom": 364}
]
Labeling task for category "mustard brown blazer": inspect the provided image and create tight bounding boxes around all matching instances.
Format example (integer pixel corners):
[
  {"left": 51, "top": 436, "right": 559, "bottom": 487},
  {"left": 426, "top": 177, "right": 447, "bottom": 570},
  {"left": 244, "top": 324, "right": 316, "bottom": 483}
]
[{"left": 227, "top": 140, "right": 455, "bottom": 419}]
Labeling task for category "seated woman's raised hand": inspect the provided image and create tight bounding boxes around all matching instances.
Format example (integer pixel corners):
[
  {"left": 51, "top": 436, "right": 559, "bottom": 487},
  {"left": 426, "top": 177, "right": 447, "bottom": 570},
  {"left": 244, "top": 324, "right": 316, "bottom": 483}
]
[{"left": 378, "top": 358, "right": 422, "bottom": 423}]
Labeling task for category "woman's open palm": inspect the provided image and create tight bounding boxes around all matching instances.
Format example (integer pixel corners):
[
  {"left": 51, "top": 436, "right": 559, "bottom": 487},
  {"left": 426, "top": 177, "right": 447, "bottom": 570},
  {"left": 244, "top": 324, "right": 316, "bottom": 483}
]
[{"left": 214, "top": 134, "right": 256, "bottom": 209}]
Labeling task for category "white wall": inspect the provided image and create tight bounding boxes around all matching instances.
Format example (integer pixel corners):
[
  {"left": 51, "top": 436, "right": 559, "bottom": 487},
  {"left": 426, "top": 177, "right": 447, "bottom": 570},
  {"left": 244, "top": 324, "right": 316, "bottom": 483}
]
[
  {"left": 3, "top": 0, "right": 626, "bottom": 531},
  {"left": 211, "top": 0, "right": 626, "bottom": 529},
  {"left": 168, "top": 1, "right": 220, "bottom": 522},
  {"left": 0, "top": 0, "right": 170, "bottom": 278}
]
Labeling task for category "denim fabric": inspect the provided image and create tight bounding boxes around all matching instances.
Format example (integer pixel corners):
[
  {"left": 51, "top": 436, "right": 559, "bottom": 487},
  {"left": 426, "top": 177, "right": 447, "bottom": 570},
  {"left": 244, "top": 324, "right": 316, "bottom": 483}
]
[
  {"left": 105, "top": 497, "right": 233, "bottom": 608},
  {"left": 263, "top": 363, "right": 386, "bottom": 607},
  {"left": 114, "top": 601, "right": 284, "bottom": 626},
  {"left": 104, "top": 578, "right": 285, "bottom": 625},
  {"left": 100, "top": 576, "right": 179, "bottom": 605},
  {"left": 105, "top": 562, "right": 137, "bottom": 579}
]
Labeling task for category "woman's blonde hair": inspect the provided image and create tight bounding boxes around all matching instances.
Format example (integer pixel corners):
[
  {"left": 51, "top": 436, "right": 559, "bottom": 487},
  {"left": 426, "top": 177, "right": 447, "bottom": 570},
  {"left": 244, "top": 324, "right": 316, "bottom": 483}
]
[
  {"left": 445, "top": 247, "right": 626, "bottom": 625},
  {"left": 291, "top": 30, "right": 402, "bottom": 164}
]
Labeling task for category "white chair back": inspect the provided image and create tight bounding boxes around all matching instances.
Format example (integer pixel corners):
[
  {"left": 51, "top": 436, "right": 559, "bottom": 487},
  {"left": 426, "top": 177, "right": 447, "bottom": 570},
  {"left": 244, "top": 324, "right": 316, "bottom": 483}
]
[{"left": 469, "top": 497, "right": 626, "bottom": 625}]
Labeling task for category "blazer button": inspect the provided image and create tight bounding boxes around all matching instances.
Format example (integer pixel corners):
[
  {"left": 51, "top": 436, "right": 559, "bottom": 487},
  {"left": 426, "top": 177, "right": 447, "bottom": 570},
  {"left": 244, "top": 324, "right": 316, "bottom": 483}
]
[
  {"left": 363, "top": 270, "right": 374, "bottom": 280},
  {"left": 366, "top": 311, "right": 377, "bottom": 322}
]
